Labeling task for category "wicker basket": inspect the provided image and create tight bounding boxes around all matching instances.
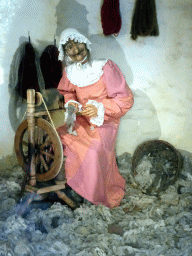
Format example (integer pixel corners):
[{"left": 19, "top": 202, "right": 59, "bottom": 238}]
[{"left": 132, "top": 140, "right": 183, "bottom": 195}]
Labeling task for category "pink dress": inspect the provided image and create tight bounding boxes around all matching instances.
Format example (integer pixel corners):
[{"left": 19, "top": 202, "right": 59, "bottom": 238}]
[{"left": 57, "top": 59, "right": 134, "bottom": 208}]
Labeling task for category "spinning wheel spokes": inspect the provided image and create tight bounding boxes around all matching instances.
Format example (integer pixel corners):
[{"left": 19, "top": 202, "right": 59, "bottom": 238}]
[
  {"left": 41, "top": 150, "right": 55, "bottom": 159},
  {"left": 39, "top": 155, "right": 49, "bottom": 171}
]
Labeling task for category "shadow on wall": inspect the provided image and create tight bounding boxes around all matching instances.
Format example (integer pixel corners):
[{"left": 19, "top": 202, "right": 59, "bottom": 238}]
[{"left": 55, "top": 0, "right": 161, "bottom": 154}]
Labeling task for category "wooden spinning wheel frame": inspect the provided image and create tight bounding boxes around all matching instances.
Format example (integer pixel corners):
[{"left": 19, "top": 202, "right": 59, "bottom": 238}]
[{"left": 14, "top": 89, "right": 77, "bottom": 209}]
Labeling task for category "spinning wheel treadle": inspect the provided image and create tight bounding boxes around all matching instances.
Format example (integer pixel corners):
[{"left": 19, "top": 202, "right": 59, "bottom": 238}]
[{"left": 14, "top": 118, "right": 63, "bottom": 182}]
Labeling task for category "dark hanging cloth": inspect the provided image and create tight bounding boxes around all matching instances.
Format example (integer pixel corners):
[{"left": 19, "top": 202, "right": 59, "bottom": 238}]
[
  {"left": 130, "top": 0, "right": 159, "bottom": 40},
  {"left": 9, "top": 41, "right": 45, "bottom": 99},
  {"left": 40, "top": 45, "right": 62, "bottom": 89},
  {"left": 101, "top": 0, "right": 122, "bottom": 36}
]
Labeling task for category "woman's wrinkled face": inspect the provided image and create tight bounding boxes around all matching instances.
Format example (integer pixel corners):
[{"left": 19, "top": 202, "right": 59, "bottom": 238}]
[{"left": 64, "top": 39, "right": 88, "bottom": 63}]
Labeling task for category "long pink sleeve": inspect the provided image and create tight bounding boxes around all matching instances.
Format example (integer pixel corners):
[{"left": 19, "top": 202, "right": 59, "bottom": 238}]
[
  {"left": 57, "top": 70, "right": 78, "bottom": 102},
  {"left": 102, "top": 60, "right": 134, "bottom": 122}
]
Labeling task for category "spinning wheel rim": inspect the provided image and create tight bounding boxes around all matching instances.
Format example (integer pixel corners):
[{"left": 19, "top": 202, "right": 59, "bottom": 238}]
[{"left": 14, "top": 118, "right": 63, "bottom": 182}]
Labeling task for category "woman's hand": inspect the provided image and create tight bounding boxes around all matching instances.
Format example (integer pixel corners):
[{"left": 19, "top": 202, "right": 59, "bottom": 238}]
[
  {"left": 81, "top": 104, "right": 98, "bottom": 118},
  {"left": 68, "top": 102, "right": 79, "bottom": 113}
]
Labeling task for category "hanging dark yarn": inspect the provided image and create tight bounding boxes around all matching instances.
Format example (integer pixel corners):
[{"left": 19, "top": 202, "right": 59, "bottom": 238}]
[
  {"left": 40, "top": 45, "right": 62, "bottom": 89},
  {"left": 17, "top": 43, "right": 40, "bottom": 98},
  {"left": 9, "top": 41, "right": 45, "bottom": 99},
  {"left": 101, "top": 0, "right": 122, "bottom": 36},
  {"left": 130, "top": 0, "right": 159, "bottom": 40}
]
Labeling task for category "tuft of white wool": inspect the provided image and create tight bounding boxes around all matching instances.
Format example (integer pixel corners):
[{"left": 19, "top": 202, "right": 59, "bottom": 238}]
[{"left": 94, "top": 247, "right": 107, "bottom": 256}]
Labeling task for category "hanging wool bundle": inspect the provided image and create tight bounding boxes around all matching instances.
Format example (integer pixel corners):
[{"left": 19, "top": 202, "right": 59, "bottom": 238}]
[
  {"left": 40, "top": 45, "right": 62, "bottom": 89},
  {"left": 130, "top": 0, "right": 159, "bottom": 40},
  {"left": 9, "top": 41, "right": 45, "bottom": 99},
  {"left": 101, "top": 0, "right": 122, "bottom": 36}
]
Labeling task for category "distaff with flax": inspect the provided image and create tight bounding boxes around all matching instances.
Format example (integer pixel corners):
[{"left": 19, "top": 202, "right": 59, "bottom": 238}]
[{"left": 57, "top": 29, "right": 134, "bottom": 208}]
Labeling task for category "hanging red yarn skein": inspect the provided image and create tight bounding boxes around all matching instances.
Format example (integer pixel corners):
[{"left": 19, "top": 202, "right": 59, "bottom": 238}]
[{"left": 101, "top": 0, "right": 122, "bottom": 36}]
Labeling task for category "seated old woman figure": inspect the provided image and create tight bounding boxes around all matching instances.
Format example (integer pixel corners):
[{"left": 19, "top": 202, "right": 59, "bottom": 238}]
[{"left": 56, "top": 28, "right": 134, "bottom": 208}]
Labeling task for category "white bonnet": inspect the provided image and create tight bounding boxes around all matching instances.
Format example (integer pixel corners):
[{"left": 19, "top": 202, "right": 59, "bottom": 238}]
[{"left": 58, "top": 28, "right": 91, "bottom": 61}]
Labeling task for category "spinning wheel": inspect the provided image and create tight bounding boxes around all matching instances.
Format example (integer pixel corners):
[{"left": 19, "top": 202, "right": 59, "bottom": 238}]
[
  {"left": 14, "top": 118, "right": 63, "bottom": 182},
  {"left": 14, "top": 89, "right": 77, "bottom": 209}
]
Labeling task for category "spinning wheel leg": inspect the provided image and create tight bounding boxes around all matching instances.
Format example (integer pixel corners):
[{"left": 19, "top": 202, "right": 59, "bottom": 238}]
[{"left": 55, "top": 190, "right": 78, "bottom": 209}]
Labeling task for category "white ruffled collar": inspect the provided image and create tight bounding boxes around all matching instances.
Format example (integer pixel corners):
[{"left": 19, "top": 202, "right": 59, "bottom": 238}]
[{"left": 65, "top": 59, "right": 108, "bottom": 87}]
